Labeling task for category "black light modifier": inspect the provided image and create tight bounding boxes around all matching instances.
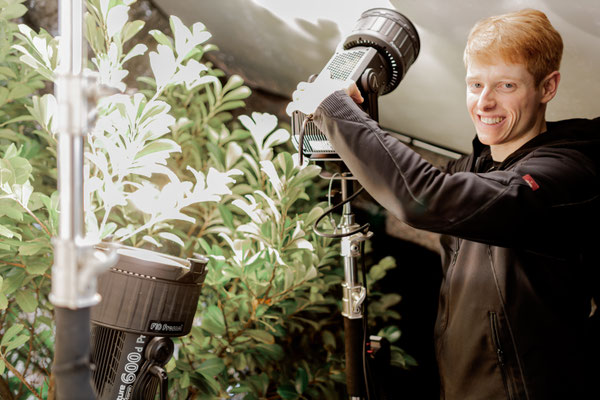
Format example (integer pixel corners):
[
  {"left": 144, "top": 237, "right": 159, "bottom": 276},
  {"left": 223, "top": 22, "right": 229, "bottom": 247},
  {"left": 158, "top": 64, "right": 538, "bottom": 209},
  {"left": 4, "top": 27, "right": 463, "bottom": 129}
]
[
  {"left": 292, "top": 8, "right": 420, "bottom": 160},
  {"left": 90, "top": 245, "right": 208, "bottom": 400}
]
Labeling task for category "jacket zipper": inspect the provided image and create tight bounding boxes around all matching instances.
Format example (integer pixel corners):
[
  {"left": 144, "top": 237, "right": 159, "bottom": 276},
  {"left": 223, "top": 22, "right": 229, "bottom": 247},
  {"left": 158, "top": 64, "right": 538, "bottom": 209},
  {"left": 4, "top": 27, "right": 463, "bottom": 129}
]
[
  {"left": 489, "top": 311, "right": 514, "bottom": 400},
  {"left": 440, "top": 238, "right": 460, "bottom": 332},
  {"left": 437, "top": 238, "right": 461, "bottom": 397}
]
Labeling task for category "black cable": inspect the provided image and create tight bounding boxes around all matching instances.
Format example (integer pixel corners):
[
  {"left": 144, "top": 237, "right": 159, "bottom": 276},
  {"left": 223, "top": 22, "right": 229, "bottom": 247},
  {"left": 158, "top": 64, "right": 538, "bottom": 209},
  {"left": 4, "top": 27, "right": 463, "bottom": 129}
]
[
  {"left": 361, "top": 241, "right": 373, "bottom": 400},
  {"left": 313, "top": 186, "right": 370, "bottom": 238},
  {"left": 298, "top": 113, "right": 313, "bottom": 167}
]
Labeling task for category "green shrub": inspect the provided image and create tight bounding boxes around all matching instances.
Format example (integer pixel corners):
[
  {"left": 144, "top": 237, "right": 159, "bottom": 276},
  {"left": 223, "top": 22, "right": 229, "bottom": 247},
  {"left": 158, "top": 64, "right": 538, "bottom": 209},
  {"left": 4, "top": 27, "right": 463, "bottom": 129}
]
[{"left": 0, "top": 1, "right": 413, "bottom": 398}]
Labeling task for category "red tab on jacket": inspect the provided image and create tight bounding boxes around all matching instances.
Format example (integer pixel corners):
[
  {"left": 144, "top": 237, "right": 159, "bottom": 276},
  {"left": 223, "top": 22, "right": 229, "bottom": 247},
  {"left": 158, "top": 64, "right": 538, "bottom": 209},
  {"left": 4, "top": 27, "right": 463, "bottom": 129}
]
[{"left": 522, "top": 174, "right": 539, "bottom": 191}]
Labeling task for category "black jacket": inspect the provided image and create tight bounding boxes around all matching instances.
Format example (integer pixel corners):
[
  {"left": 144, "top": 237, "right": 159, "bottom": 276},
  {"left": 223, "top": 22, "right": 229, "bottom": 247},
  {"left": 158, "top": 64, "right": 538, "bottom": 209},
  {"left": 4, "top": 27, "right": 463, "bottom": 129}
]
[{"left": 313, "top": 91, "right": 600, "bottom": 400}]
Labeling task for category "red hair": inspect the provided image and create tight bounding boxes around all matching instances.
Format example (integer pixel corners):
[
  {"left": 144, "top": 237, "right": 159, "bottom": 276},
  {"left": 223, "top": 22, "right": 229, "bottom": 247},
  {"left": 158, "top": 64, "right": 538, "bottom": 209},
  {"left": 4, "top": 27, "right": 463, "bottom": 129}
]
[{"left": 464, "top": 9, "right": 563, "bottom": 85}]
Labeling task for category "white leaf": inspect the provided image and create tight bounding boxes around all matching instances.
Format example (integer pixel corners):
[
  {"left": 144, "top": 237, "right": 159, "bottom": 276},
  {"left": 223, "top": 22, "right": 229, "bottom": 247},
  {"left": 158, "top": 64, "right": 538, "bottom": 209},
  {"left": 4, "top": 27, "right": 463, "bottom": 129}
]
[
  {"left": 99, "top": 0, "right": 110, "bottom": 20},
  {"left": 264, "top": 128, "right": 290, "bottom": 149},
  {"left": 122, "top": 43, "right": 148, "bottom": 64},
  {"left": 143, "top": 235, "right": 162, "bottom": 247},
  {"left": 17, "top": 24, "right": 34, "bottom": 39},
  {"left": 114, "top": 227, "right": 133, "bottom": 238},
  {"left": 158, "top": 232, "right": 185, "bottom": 247},
  {"left": 149, "top": 44, "right": 176, "bottom": 89},
  {"left": 107, "top": 5, "right": 130, "bottom": 39},
  {"left": 191, "top": 22, "right": 211, "bottom": 45},
  {"left": 292, "top": 152, "right": 310, "bottom": 169},
  {"left": 259, "top": 160, "right": 282, "bottom": 199},
  {"left": 225, "top": 142, "right": 243, "bottom": 169},
  {"left": 293, "top": 239, "right": 314, "bottom": 251},
  {"left": 128, "top": 183, "right": 160, "bottom": 214},
  {"left": 171, "top": 15, "right": 192, "bottom": 60},
  {"left": 232, "top": 197, "right": 264, "bottom": 224},
  {"left": 15, "top": 181, "right": 34, "bottom": 207},
  {"left": 17, "top": 53, "right": 42, "bottom": 71},
  {"left": 255, "top": 190, "right": 280, "bottom": 222}
]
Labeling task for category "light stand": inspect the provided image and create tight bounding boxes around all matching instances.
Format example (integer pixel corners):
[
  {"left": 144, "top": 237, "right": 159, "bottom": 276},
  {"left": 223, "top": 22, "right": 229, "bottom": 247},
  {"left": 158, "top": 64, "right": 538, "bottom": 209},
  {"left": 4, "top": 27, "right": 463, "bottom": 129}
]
[
  {"left": 338, "top": 175, "right": 371, "bottom": 399},
  {"left": 292, "top": 8, "right": 421, "bottom": 400},
  {"left": 51, "top": 1, "right": 119, "bottom": 398}
]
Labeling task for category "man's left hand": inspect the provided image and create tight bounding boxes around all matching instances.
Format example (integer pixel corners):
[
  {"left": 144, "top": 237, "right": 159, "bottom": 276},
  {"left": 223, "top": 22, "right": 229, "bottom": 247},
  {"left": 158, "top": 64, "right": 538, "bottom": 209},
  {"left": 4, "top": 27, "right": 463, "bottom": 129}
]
[{"left": 286, "top": 73, "right": 364, "bottom": 116}]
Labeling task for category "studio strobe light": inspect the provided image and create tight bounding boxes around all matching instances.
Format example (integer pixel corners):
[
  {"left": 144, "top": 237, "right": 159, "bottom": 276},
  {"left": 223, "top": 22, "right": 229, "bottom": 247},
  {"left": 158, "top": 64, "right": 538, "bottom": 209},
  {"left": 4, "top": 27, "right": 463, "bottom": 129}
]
[
  {"left": 90, "top": 245, "right": 208, "bottom": 400},
  {"left": 291, "top": 8, "right": 420, "bottom": 160}
]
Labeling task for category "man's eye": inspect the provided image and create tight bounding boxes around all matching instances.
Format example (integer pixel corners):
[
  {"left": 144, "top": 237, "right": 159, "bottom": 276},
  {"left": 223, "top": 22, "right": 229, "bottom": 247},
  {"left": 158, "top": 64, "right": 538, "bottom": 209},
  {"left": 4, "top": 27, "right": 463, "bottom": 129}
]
[
  {"left": 470, "top": 83, "right": 482, "bottom": 89},
  {"left": 502, "top": 83, "right": 515, "bottom": 89}
]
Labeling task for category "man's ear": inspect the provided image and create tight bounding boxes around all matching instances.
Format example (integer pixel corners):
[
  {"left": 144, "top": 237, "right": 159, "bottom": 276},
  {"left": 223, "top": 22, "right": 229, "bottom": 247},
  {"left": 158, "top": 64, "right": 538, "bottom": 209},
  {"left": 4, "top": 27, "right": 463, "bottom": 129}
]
[{"left": 540, "top": 71, "right": 561, "bottom": 104}]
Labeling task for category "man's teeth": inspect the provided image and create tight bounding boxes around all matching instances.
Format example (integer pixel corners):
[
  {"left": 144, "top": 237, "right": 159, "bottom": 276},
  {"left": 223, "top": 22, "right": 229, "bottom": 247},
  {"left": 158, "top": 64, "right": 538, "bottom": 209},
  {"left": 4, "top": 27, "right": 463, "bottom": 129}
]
[{"left": 480, "top": 116, "right": 504, "bottom": 124}]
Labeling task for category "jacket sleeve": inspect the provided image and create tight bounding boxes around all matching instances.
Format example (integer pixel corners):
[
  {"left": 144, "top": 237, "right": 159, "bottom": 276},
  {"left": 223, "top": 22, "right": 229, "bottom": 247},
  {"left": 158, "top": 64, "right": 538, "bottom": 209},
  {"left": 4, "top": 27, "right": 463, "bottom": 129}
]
[{"left": 313, "top": 91, "right": 598, "bottom": 250}]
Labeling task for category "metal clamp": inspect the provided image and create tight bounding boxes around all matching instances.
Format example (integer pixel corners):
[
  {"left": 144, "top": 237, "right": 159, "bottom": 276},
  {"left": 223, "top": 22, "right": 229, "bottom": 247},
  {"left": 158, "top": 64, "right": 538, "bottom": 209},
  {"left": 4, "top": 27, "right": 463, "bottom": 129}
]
[
  {"left": 341, "top": 282, "right": 367, "bottom": 319},
  {"left": 50, "top": 238, "right": 118, "bottom": 309}
]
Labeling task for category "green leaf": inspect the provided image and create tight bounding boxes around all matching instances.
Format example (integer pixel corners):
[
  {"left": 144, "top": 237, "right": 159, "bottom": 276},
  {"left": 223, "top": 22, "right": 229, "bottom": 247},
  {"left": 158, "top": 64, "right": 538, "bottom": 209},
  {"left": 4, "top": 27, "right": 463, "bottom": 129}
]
[
  {"left": 18, "top": 240, "right": 46, "bottom": 256},
  {"left": 198, "top": 357, "right": 225, "bottom": 377},
  {"left": 200, "top": 305, "right": 226, "bottom": 335},
  {"left": 378, "top": 325, "right": 401, "bottom": 343},
  {"left": 206, "top": 142, "right": 224, "bottom": 169},
  {"left": 222, "top": 86, "right": 251, "bottom": 102},
  {"left": 37, "top": 315, "right": 53, "bottom": 328},
  {"left": 26, "top": 260, "right": 50, "bottom": 275},
  {"left": 246, "top": 329, "right": 275, "bottom": 344},
  {"left": 368, "top": 265, "right": 387, "bottom": 282},
  {"left": 9, "top": 84, "right": 35, "bottom": 100},
  {"left": 214, "top": 100, "right": 246, "bottom": 114},
  {"left": 1, "top": 324, "right": 24, "bottom": 347},
  {"left": 134, "top": 139, "right": 180, "bottom": 160},
  {"left": 0, "top": 66, "right": 16, "bottom": 79},
  {"left": 148, "top": 29, "right": 173, "bottom": 48},
  {"left": 222, "top": 74, "right": 244, "bottom": 93},
  {"left": 15, "top": 290, "right": 37, "bottom": 313},
  {"left": 165, "top": 357, "right": 176, "bottom": 373},
  {"left": 0, "top": 87, "right": 9, "bottom": 107},
  {"left": 218, "top": 204, "right": 234, "bottom": 231},
  {"left": 0, "top": 224, "right": 20, "bottom": 239},
  {"left": 0, "top": 128, "right": 22, "bottom": 142},
  {"left": 277, "top": 383, "right": 299, "bottom": 400},
  {"left": 1, "top": 3, "right": 27, "bottom": 19},
  {"left": 2, "top": 270, "right": 25, "bottom": 295},
  {"left": 122, "top": 20, "right": 145, "bottom": 43},
  {"left": 321, "top": 330, "right": 336, "bottom": 351},
  {"left": 9, "top": 156, "right": 33, "bottom": 185},
  {"left": 0, "top": 115, "right": 35, "bottom": 127},
  {"left": 0, "top": 359, "right": 5, "bottom": 375},
  {"left": 295, "top": 367, "right": 308, "bottom": 394},
  {"left": 198, "top": 371, "right": 222, "bottom": 395},
  {"left": 255, "top": 343, "right": 284, "bottom": 361},
  {"left": 5, "top": 333, "right": 29, "bottom": 352},
  {"left": 180, "top": 371, "right": 190, "bottom": 388}
]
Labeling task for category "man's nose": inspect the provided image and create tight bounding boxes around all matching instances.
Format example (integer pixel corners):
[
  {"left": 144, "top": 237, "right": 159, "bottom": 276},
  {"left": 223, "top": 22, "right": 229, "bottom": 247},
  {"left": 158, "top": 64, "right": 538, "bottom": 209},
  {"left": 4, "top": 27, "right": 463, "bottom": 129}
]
[{"left": 478, "top": 87, "right": 496, "bottom": 110}]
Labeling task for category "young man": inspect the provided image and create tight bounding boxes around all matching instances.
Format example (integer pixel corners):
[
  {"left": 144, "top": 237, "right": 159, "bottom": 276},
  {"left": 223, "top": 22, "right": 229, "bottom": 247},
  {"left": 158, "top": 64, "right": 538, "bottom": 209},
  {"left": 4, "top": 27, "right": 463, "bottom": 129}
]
[{"left": 287, "top": 9, "right": 600, "bottom": 400}]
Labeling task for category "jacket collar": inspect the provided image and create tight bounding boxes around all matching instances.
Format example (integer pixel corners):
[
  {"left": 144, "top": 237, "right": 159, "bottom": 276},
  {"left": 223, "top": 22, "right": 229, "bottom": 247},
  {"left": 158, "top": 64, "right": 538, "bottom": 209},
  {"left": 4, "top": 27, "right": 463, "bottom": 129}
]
[{"left": 469, "top": 117, "right": 600, "bottom": 171}]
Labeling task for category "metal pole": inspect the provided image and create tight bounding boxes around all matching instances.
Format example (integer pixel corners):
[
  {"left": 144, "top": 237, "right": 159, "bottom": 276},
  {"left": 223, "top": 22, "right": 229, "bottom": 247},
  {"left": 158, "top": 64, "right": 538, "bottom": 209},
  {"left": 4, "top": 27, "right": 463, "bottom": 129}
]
[
  {"left": 51, "top": 1, "right": 117, "bottom": 398},
  {"left": 339, "top": 177, "right": 369, "bottom": 400}
]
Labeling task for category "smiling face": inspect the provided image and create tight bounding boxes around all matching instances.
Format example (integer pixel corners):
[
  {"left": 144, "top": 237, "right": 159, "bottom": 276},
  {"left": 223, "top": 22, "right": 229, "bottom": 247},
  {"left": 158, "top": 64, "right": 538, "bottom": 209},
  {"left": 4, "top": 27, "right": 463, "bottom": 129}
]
[{"left": 465, "top": 58, "right": 558, "bottom": 161}]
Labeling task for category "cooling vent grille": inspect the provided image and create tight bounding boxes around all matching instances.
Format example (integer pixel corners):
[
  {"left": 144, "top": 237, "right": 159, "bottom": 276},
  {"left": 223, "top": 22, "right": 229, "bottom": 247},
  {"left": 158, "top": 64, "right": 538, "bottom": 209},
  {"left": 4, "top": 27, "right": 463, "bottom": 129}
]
[
  {"left": 91, "top": 325, "right": 125, "bottom": 396},
  {"left": 325, "top": 49, "right": 366, "bottom": 80}
]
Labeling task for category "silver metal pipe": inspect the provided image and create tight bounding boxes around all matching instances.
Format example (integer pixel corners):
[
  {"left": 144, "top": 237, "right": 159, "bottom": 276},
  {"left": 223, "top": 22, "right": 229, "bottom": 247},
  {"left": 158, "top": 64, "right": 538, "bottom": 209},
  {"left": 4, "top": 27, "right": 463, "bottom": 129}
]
[{"left": 51, "top": 1, "right": 104, "bottom": 398}]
